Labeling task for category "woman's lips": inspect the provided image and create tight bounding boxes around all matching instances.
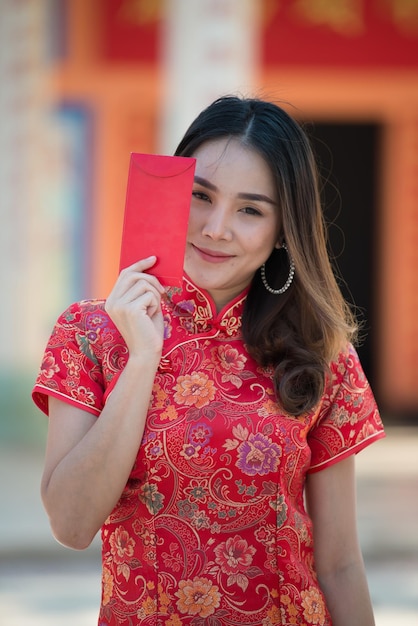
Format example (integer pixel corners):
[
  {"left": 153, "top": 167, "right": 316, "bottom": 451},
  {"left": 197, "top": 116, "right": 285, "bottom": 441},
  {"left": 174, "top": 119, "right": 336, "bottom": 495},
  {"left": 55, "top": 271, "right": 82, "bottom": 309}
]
[{"left": 192, "top": 244, "right": 234, "bottom": 264}]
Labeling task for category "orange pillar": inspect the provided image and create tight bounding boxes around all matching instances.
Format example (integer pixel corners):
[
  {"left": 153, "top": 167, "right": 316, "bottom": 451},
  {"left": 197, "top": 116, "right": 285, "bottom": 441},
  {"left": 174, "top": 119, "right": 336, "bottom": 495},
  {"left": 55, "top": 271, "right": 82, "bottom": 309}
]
[
  {"left": 51, "top": 0, "right": 161, "bottom": 296},
  {"left": 378, "top": 116, "right": 418, "bottom": 411}
]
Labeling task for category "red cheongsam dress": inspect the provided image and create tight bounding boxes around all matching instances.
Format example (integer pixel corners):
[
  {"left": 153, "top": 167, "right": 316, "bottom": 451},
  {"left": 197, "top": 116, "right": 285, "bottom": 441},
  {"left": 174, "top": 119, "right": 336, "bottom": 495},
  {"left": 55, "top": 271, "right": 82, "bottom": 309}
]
[{"left": 33, "top": 276, "right": 385, "bottom": 626}]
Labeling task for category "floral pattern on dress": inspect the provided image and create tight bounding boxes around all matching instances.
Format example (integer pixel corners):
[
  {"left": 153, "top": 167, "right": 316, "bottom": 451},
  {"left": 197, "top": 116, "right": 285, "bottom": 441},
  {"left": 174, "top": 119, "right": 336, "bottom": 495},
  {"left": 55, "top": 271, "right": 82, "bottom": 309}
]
[{"left": 33, "top": 277, "right": 385, "bottom": 625}]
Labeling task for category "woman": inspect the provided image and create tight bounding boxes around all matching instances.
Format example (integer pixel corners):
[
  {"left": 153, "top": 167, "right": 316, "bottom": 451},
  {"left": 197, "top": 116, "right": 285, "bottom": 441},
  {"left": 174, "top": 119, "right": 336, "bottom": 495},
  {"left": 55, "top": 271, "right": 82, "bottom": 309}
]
[{"left": 33, "top": 96, "right": 385, "bottom": 625}]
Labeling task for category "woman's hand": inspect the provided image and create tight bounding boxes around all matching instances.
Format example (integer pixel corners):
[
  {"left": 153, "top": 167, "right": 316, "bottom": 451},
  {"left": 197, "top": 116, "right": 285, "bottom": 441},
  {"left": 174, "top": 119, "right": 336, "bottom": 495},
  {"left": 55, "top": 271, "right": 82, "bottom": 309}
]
[
  {"left": 105, "top": 256, "right": 166, "bottom": 359},
  {"left": 42, "top": 257, "right": 167, "bottom": 549}
]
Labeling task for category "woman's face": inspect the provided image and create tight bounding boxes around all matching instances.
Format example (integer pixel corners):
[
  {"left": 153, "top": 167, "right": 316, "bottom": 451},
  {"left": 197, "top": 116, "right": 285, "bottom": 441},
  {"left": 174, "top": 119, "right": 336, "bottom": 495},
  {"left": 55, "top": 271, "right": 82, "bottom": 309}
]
[{"left": 184, "top": 137, "right": 281, "bottom": 311}]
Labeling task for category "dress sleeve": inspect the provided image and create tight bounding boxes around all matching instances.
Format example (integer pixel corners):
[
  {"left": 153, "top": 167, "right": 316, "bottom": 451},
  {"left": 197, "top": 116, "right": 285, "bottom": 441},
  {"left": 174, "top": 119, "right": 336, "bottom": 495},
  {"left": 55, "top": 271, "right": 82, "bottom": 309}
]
[
  {"left": 307, "top": 344, "right": 385, "bottom": 473},
  {"left": 32, "top": 300, "right": 123, "bottom": 417}
]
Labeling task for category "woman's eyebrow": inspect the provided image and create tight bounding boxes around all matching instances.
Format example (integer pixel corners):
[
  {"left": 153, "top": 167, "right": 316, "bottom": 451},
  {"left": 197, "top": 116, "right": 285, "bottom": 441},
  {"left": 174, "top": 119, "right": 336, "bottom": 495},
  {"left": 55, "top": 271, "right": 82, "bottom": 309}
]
[
  {"left": 237, "top": 192, "right": 277, "bottom": 206},
  {"left": 194, "top": 176, "right": 276, "bottom": 205},
  {"left": 194, "top": 176, "right": 218, "bottom": 191}
]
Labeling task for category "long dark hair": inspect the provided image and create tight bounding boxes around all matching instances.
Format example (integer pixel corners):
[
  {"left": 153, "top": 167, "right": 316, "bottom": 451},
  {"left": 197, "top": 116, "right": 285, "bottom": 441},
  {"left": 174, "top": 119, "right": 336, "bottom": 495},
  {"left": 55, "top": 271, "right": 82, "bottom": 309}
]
[{"left": 175, "top": 96, "right": 357, "bottom": 416}]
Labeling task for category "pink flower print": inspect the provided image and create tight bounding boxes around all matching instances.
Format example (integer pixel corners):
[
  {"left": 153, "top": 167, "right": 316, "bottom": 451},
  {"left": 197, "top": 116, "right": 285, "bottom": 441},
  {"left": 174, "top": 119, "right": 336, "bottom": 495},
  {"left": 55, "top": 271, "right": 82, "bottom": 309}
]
[
  {"left": 216, "top": 345, "right": 247, "bottom": 388},
  {"left": 236, "top": 433, "right": 281, "bottom": 476},
  {"left": 41, "top": 351, "right": 60, "bottom": 379},
  {"left": 214, "top": 535, "right": 261, "bottom": 591},
  {"left": 214, "top": 535, "right": 256, "bottom": 576},
  {"left": 109, "top": 526, "right": 135, "bottom": 564},
  {"left": 217, "top": 345, "right": 246, "bottom": 373}
]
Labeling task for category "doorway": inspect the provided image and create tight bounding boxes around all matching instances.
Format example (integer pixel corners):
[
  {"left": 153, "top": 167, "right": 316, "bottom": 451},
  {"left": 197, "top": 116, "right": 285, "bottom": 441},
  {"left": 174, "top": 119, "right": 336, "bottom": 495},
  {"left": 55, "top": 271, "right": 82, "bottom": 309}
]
[{"left": 306, "top": 122, "right": 380, "bottom": 387}]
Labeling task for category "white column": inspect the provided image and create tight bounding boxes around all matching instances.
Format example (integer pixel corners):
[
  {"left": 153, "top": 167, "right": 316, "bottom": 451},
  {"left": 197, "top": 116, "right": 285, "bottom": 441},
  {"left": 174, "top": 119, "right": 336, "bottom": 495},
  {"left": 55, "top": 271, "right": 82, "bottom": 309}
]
[
  {"left": 0, "top": 0, "right": 54, "bottom": 368},
  {"left": 159, "top": 0, "right": 261, "bottom": 154}
]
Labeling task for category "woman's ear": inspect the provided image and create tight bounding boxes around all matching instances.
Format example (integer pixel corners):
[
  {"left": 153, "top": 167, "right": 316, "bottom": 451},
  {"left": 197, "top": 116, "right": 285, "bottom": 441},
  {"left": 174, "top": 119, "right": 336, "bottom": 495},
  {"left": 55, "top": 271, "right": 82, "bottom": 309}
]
[{"left": 275, "top": 231, "right": 284, "bottom": 249}]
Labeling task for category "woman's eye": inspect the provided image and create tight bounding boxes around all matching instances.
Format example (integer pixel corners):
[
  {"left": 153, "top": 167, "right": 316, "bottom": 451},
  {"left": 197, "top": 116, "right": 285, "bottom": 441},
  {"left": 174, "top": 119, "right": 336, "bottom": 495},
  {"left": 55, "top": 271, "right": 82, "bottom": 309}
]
[
  {"left": 241, "top": 206, "right": 262, "bottom": 216},
  {"left": 192, "top": 191, "right": 210, "bottom": 201}
]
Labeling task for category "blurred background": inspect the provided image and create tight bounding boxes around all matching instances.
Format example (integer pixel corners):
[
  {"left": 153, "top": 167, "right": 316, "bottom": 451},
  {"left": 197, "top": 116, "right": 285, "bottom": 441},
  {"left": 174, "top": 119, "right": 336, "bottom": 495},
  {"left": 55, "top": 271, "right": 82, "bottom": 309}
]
[{"left": 0, "top": 0, "right": 417, "bottom": 624}]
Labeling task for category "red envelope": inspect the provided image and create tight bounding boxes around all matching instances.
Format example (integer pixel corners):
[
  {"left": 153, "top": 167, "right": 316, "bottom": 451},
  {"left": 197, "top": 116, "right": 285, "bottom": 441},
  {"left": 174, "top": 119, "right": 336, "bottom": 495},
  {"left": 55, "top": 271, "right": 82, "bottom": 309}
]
[{"left": 119, "top": 153, "right": 196, "bottom": 286}]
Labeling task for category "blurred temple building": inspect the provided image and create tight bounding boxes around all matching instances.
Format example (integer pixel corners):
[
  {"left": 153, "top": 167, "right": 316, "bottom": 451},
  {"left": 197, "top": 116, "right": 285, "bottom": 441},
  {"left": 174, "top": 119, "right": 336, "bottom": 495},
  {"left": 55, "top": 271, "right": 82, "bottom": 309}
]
[{"left": 0, "top": 0, "right": 417, "bottom": 443}]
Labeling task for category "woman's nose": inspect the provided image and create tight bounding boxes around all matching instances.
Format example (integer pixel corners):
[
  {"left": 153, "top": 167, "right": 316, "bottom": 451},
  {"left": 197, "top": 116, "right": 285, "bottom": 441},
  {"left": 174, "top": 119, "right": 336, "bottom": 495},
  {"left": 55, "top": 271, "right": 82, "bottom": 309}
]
[{"left": 201, "top": 206, "right": 232, "bottom": 240}]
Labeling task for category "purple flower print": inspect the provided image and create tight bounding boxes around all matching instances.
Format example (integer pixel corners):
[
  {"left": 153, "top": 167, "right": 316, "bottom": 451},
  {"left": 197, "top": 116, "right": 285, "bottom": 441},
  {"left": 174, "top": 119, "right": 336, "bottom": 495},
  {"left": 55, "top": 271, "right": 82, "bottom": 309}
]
[
  {"left": 178, "top": 300, "right": 195, "bottom": 315},
  {"left": 236, "top": 433, "right": 281, "bottom": 476},
  {"left": 189, "top": 423, "right": 213, "bottom": 447}
]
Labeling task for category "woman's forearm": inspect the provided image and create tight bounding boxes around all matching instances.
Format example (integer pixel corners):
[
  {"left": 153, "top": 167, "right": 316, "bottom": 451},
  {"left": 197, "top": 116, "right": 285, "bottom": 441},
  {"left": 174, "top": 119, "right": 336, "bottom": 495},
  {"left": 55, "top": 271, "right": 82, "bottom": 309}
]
[
  {"left": 319, "top": 559, "right": 375, "bottom": 626},
  {"left": 42, "top": 354, "right": 159, "bottom": 549}
]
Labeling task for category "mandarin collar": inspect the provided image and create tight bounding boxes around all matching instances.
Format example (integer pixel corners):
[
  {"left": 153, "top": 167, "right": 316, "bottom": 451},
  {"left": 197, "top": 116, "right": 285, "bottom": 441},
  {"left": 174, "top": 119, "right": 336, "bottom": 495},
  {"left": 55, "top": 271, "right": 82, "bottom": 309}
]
[{"left": 162, "top": 274, "right": 248, "bottom": 338}]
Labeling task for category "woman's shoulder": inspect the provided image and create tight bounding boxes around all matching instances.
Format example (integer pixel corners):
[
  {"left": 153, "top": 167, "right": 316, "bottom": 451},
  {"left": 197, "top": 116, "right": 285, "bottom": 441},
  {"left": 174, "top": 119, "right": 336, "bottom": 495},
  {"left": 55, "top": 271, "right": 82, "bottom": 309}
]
[
  {"left": 330, "top": 342, "right": 361, "bottom": 370},
  {"left": 326, "top": 342, "right": 371, "bottom": 394},
  {"left": 45, "top": 298, "right": 125, "bottom": 367},
  {"left": 54, "top": 299, "right": 109, "bottom": 328},
  {"left": 59, "top": 298, "right": 107, "bottom": 314},
  {"left": 48, "top": 299, "right": 122, "bottom": 347}
]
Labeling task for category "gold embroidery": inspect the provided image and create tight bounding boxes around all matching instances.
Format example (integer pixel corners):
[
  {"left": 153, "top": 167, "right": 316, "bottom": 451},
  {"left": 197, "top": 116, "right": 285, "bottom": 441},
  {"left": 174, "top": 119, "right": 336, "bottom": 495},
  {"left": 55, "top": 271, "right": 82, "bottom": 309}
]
[
  {"left": 119, "top": 0, "right": 164, "bottom": 24},
  {"left": 381, "top": 0, "right": 418, "bottom": 34},
  {"left": 292, "top": 0, "right": 364, "bottom": 35}
]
